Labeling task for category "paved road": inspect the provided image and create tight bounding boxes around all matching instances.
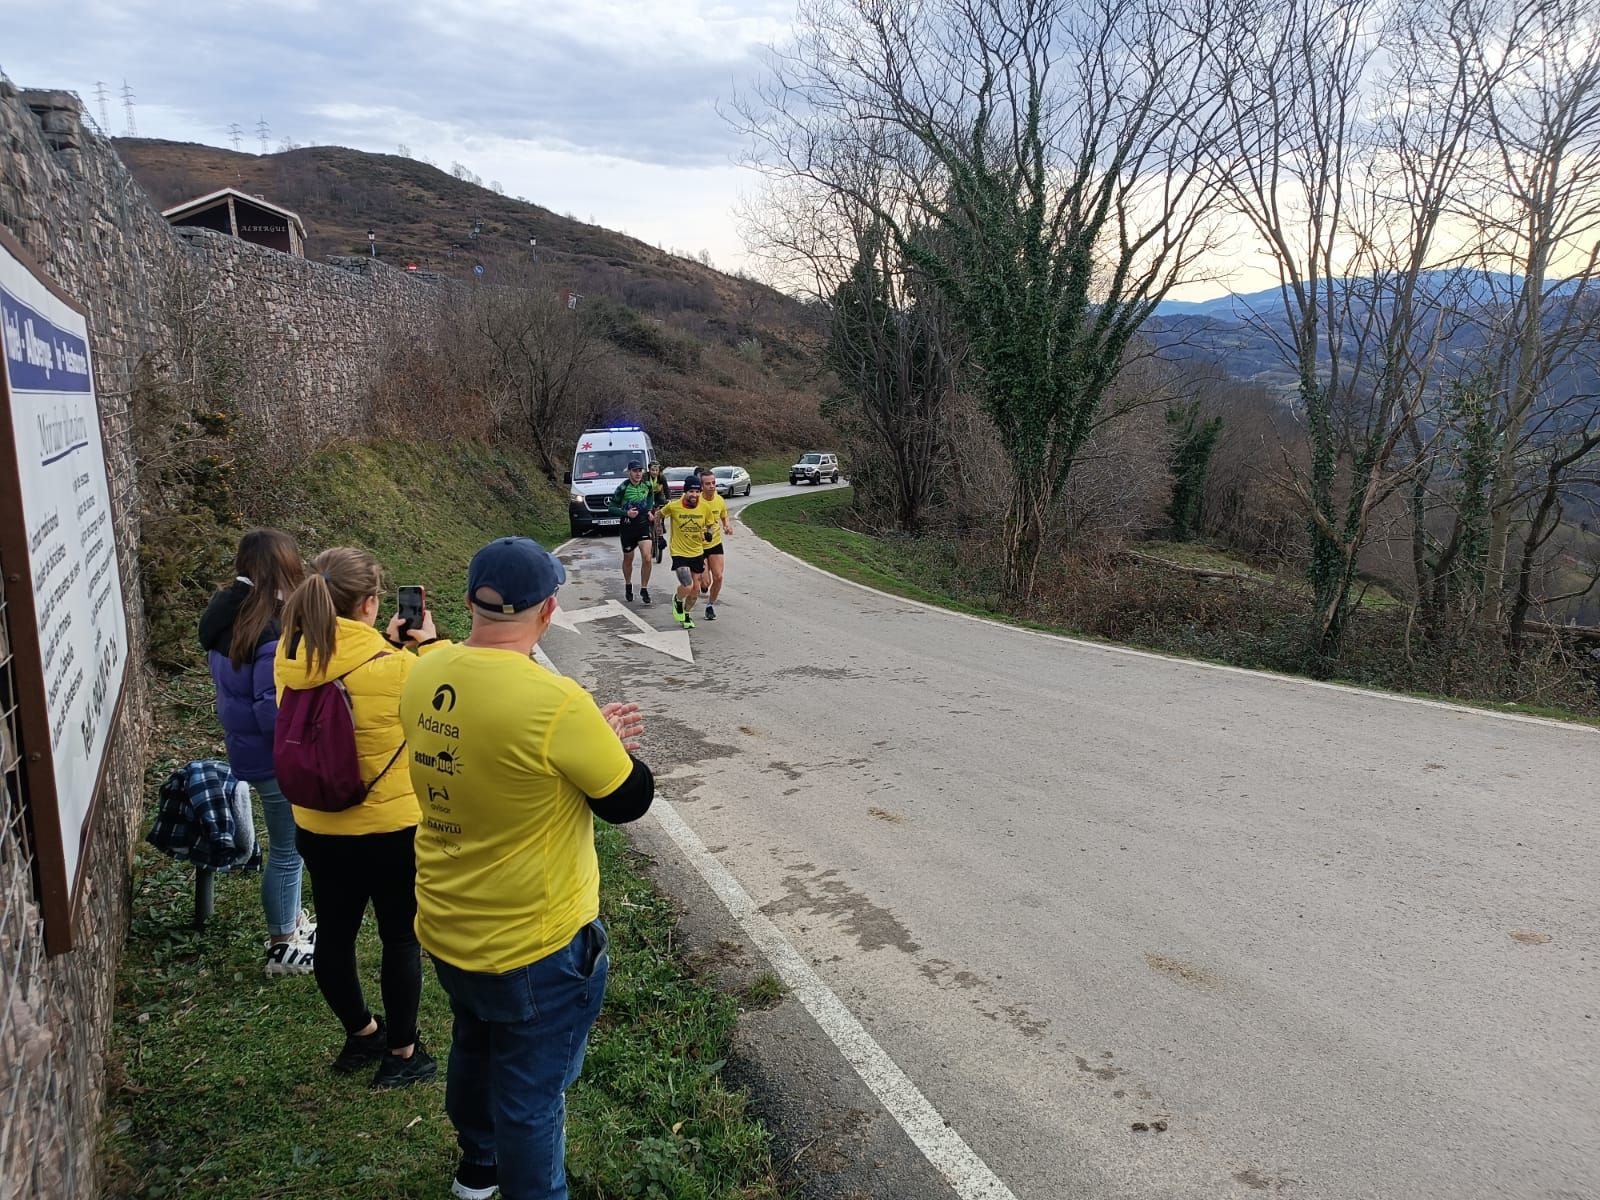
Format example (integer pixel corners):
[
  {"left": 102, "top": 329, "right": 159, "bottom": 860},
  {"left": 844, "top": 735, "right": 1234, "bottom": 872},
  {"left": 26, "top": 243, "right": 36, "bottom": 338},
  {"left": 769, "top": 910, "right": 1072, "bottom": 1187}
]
[{"left": 545, "top": 483, "right": 1599, "bottom": 1200}]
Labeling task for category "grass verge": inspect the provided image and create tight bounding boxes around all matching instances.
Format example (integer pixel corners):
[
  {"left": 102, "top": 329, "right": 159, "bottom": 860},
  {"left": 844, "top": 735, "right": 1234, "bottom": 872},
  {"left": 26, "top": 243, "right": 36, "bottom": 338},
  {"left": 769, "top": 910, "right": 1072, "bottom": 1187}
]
[
  {"left": 261, "top": 439, "right": 571, "bottom": 641},
  {"left": 743, "top": 456, "right": 798, "bottom": 486},
  {"left": 102, "top": 438, "right": 782, "bottom": 1199},
  {"left": 743, "top": 488, "right": 1599, "bottom": 726}
]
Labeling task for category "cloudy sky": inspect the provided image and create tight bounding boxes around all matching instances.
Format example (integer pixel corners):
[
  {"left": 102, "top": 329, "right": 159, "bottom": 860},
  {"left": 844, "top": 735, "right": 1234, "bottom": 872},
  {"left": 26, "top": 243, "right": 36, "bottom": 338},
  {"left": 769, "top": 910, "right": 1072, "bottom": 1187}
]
[
  {"left": 4, "top": 0, "right": 1261, "bottom": 298},
  {"left": 4, "top": 0, "right": 796, "bottom": 271}
]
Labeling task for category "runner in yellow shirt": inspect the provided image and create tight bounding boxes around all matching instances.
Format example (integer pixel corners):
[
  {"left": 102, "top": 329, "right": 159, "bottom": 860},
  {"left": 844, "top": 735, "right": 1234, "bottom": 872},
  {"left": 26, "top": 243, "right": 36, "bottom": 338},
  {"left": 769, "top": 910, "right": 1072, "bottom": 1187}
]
[
  {"left": 657, "top": 475, "right": 715, "bottom": 629},
  {"left": 695, "top": 469, "right": 732, "bottom": 620}
]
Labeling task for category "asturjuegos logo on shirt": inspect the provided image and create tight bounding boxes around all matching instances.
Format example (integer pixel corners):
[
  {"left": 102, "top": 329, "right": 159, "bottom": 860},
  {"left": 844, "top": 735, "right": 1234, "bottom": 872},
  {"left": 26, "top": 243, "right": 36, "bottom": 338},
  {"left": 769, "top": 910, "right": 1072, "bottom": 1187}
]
[{"left": 414, "top": 745, "right": 461, "bottom": 776}]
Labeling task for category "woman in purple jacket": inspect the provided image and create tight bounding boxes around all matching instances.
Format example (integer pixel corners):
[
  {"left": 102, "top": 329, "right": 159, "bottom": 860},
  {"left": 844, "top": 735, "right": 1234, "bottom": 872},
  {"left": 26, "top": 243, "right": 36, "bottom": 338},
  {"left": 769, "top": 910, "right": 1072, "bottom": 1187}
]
[{"left": 199, "top": 528, "right": 315, "bottom": 976}]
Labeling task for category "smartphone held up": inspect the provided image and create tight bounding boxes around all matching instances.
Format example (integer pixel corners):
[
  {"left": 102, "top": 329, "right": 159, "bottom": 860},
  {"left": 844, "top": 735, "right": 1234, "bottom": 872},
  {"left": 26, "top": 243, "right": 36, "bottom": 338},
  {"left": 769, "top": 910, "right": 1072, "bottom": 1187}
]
[{"left": 397, "top": 585, "right": 425, "bottom": 635}]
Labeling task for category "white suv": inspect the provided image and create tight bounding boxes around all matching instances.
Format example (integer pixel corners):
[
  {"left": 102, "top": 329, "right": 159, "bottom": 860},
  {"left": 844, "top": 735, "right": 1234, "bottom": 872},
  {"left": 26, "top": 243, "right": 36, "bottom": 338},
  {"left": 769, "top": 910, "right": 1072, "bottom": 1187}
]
[{"left": 789, "top": 452, "right": 840, "bottom": 485}]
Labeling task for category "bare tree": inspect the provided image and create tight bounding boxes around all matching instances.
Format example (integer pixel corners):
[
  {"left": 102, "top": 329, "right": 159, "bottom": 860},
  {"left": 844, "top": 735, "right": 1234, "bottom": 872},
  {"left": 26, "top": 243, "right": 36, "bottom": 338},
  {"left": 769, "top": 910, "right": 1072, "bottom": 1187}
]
[
  {"left": 445, "top": 271, "right": 609, "bottom": 480},
  {"left": 738, "top": 0, "right": 1236, "bottom": 600},
  {"left": 1220, "top": 0, "right": 1495, "bottom": 662},
  {"left": 1505, "top": 394, "right": 1600, "bottom": 665},
  {"left": 826, "top": 222, "right": 965, "bottom": 532},
  {"left": 1463, "top": 0, "right": 1600, "bottom": 619}
]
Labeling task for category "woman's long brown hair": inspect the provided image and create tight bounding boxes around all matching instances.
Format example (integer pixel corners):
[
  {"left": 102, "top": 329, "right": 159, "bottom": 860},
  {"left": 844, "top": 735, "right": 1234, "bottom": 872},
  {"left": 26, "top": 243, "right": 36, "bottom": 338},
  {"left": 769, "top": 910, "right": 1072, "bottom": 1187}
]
[
  {"left": 229, "top": 529, "right": 305, "bottom": 669},
  {"left": 279, "top": 547, "right": 384, "bottom": 678}
]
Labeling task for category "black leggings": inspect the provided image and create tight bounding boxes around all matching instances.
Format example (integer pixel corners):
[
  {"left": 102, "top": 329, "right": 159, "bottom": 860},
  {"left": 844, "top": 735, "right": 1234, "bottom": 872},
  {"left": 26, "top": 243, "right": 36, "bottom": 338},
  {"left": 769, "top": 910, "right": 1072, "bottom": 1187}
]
[{"left": 296, "top": 825, "right": 421, "bottom": 1050}]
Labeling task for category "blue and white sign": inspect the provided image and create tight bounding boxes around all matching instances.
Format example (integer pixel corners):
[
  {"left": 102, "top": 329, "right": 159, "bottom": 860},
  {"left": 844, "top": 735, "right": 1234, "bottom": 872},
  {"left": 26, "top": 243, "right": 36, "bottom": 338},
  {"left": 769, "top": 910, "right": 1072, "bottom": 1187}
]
[
  {"left": 0, "top": 236, "right": 128, "bottom": 916},
  {"left": 1, "top": 290, "right": 93, "bottom": 395}
]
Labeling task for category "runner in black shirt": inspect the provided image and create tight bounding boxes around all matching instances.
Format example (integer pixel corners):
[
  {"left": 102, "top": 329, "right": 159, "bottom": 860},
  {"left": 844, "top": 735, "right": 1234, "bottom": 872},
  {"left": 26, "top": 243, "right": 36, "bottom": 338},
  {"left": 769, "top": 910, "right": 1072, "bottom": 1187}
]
[{"left": 609, "top": 462, "right": 658, "bottom": 604}]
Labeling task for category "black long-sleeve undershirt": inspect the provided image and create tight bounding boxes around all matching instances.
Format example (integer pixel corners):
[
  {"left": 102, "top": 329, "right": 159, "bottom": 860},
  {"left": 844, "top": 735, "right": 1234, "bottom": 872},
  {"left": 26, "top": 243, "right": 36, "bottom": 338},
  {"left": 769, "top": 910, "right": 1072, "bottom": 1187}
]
[{"left": 586, "top": 755, "right": 654, "bottom": 824}]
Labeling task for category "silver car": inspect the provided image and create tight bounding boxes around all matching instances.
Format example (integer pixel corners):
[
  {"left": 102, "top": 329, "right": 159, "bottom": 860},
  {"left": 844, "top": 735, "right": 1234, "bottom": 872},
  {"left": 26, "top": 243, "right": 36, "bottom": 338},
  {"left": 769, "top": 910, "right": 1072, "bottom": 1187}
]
[
  {"left": 712, "top": 465, "right": 753, "bottom": 497},
  {"left": 789, "top": 452, "right": 840, "bottom": 485}
]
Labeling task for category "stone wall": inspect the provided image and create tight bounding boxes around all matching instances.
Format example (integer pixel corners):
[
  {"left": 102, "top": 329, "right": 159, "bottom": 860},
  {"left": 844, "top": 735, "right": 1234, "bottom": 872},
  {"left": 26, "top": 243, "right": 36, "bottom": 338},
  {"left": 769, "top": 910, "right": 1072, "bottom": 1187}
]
[
  {"left": 0, "top": 78, "right": 434, "bottom": 1197},
  {"left": 0, "top": 80, "right": 165, "bottom": 1200},
  {"left": 173, "top": 230, "right": 437, "bottom": 450}
]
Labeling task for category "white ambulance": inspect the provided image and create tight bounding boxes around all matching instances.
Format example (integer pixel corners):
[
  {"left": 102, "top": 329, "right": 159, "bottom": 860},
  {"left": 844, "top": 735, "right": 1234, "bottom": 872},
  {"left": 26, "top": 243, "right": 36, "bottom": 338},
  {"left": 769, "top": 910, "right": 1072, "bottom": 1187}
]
[{"left": 565, "top": 426, "right": 657, "bottom": 537}]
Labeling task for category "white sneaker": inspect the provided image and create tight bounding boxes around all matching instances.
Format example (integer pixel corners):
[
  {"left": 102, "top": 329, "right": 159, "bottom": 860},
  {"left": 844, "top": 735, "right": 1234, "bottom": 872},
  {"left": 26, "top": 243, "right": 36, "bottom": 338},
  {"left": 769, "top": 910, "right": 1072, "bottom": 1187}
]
[
  {"left": 264, "top": 937, "right": 315, "bottom": 977},
  {"left": 262, "top": 908, "right": 317, "bottom": 951}
]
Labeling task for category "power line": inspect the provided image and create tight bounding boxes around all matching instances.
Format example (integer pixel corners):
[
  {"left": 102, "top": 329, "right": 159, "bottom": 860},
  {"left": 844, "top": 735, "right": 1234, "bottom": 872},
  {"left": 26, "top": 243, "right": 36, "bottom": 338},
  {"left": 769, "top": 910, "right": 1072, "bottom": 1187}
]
[
  {"left": 256, "top": 116, "right": 270, "bottom": 155},
  {"left": 120, "top": 80, "right": 136, "bottom": 137},
  {"left": 93, "top": 82, "right": 111, "bottom": 133},
  {"left": 228, "top": 122, "right": 242, "bottom": 152}
]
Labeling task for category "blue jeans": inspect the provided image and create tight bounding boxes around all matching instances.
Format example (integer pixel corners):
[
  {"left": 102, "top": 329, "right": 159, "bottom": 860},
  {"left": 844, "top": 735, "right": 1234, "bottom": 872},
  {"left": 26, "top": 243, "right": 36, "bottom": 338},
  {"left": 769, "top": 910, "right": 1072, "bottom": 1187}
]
[
  {"left": 254, "top": 777, "right": 304, "bottom": 937},
  {"left": 432, "top": 920, "right": 609, "bottom": 1200}
]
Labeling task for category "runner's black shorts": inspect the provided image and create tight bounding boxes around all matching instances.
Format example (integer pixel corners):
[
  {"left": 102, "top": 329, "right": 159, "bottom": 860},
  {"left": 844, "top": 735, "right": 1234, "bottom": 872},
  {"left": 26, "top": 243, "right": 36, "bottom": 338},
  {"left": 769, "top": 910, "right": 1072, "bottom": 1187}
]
[
  {"left": 704, "top": 543, "right": 724, "bottom": 557},
  {"left": 620, "top": 523, "right": 651, "bottom": 552},
  {"left": 672, "top": 554, "right": 706, "bottom": 573}
]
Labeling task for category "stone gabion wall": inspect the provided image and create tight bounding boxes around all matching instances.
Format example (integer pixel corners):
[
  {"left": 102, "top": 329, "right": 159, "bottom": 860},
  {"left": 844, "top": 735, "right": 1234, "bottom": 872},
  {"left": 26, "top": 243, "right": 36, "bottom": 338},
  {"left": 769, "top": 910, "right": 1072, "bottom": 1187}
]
[
  {"left": 172, "top": 231, "right": 438, "bottom": 452},
  {"left": 0, "top": 78, "right": 434, "bottom": 1198}
]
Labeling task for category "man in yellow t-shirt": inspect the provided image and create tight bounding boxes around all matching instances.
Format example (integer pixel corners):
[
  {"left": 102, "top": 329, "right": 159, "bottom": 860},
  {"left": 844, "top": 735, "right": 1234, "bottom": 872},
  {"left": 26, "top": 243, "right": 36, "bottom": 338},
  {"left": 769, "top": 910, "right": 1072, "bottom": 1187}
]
[
  {"left": 694, "top": 469, "right": 732, "bottom": 620},
  {"left": 400, "top": 537, "right": 651, "bottom": 1200},
  {"left": 657, "top": 475, "right": 715, "bottom": 629}
]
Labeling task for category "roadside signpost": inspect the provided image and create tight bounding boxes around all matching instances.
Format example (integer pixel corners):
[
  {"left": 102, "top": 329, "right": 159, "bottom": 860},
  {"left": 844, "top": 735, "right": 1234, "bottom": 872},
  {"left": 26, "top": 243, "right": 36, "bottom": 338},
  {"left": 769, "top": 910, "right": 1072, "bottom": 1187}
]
[{"left": 0, "top": 230, "right": 130, "bottom": 953}]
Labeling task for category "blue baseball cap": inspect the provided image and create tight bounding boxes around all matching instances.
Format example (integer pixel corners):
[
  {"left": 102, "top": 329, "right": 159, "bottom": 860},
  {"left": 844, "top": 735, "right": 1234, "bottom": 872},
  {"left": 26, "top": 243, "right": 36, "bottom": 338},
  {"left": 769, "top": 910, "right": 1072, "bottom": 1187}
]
[{"left": 467, "top": 537, "right": 566, "bottom": 613}]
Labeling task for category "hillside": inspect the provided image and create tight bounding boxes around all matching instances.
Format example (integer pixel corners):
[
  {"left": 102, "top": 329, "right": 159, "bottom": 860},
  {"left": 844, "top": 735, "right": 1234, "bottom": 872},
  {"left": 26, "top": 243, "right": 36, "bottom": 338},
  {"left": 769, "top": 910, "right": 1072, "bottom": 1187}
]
[
  {"left": 114, "top": 137, "right": 832, "bottom": 462},
  {"left": 116, "top": 138, "right": 772, "bottom": 312}
]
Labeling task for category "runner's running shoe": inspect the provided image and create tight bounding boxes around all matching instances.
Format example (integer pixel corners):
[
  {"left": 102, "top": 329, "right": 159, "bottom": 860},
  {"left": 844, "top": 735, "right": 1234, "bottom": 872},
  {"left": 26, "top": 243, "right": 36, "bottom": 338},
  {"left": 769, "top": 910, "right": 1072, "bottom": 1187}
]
[
  {"left": 704, "top": 605, "right": 716, "bottom": 620},
  {"left": 640, "top": 588, "right": 652, "bottom": 605}
]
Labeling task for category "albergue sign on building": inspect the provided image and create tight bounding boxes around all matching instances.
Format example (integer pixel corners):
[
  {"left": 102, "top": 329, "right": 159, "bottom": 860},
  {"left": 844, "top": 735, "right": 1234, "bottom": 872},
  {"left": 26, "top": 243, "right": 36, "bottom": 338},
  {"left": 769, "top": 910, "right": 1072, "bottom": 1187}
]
[{"left": 0, "top": 230, "right": 129, "bottom": 953}]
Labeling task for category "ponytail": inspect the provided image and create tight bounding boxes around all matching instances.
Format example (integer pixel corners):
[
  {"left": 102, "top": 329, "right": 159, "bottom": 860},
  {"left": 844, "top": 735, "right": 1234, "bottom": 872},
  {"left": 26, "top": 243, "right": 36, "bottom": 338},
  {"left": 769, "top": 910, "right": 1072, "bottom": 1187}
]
[{"left": 279, "top": 547, "right": 383, "bottom": 677}]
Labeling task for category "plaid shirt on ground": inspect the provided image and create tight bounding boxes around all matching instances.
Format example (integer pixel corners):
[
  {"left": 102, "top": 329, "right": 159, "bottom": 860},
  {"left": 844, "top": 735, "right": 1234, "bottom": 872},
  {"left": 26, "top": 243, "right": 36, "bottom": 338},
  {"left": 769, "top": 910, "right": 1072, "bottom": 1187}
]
[{"left": 146, "top": 759, "right": 256, "bottom": 869}]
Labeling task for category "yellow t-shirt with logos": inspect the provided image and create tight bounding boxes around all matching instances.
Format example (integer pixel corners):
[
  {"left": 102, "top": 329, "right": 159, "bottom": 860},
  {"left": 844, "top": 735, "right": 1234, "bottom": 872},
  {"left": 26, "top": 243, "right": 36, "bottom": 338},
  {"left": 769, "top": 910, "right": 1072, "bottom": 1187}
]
[
  {"left": 660, "top": 497, "right": 713, "bottom": 558},
  {"left": 399, "top": 643, "right": 633, "bottom": 974},
  {"left": 701, "top": 492, "right": 729, "bottom": 548}
]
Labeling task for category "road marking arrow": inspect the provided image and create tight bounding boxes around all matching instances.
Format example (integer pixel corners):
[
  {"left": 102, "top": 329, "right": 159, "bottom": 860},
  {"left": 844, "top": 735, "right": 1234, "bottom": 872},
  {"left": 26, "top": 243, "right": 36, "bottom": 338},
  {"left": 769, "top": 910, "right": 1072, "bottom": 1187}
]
[{"left": 550, "top": 599, "right": 694, "bottom": 664}]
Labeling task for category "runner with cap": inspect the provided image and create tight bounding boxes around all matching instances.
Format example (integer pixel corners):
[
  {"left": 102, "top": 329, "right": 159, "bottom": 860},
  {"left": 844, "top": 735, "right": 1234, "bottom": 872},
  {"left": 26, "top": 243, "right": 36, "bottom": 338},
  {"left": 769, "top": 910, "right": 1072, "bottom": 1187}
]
[
  {"left": 656, "top": 474, "right": 714, "bottom": 630},
  {"left": 608, "top": 461, "right": 657, "bottom": 605},
  {"left": 400, "top": 536, "right": 653, "bottom": 1200}
]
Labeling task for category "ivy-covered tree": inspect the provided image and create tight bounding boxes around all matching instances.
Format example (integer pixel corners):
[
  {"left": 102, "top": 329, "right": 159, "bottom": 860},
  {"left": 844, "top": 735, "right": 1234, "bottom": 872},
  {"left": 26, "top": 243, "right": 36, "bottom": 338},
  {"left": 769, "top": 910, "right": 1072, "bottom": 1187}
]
[
  {"left": 826, "top": 227, "right": 959, "bottom": 533},
  {"left": 740, "top": 0, "right": 1236, "bottom": 600},
  {"left": 1164, "top": 401, "right": 1223, "bottom": 542}
]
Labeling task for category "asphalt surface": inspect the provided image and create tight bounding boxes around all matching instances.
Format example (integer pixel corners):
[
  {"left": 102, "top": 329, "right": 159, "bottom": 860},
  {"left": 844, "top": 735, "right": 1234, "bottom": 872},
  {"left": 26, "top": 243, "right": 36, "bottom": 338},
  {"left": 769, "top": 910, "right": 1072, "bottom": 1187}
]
[{"left": 545, "top": 482, "right": 1599, "bottom": 1200}]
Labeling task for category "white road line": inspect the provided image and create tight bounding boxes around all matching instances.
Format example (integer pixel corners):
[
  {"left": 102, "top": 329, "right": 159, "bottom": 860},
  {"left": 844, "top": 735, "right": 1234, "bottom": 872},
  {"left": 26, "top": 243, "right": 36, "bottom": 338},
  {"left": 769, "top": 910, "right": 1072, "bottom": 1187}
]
[
  {"left": 648, "top": 797, "right": 1021, "bottom": 1200},
  {"left": 736, "top": 493, "right": 1595, "bottom": 735}
]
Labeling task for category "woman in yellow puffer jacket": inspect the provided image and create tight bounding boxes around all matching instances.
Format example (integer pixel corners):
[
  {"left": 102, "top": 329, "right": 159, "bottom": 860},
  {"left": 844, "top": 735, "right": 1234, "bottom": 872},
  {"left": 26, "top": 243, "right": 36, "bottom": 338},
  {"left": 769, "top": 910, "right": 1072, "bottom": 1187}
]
[{"left": 275, "top": 545, "right": 448, "bottom": 1090}]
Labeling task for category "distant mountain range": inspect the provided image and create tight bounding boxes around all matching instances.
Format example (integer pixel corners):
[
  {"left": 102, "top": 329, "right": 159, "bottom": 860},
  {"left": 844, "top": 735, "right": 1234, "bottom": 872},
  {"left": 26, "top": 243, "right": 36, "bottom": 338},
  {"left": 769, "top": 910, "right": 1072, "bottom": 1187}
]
[{"left": 1145, "top": 271, "right": 1595, "bottom": 401}]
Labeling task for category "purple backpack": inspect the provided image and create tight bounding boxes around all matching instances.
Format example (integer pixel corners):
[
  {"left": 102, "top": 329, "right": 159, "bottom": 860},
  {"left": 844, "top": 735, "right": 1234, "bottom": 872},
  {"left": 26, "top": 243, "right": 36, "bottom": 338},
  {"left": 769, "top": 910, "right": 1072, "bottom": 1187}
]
[{"left": 273, "top": 652, "right": 401, "bottom": 812}]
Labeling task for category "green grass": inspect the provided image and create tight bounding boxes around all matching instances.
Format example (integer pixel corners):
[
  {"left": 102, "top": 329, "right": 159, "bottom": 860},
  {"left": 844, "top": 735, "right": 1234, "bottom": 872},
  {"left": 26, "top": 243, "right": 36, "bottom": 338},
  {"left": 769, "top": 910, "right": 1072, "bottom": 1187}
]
[
  {"left": 264, "top": 439, "right": 571, "bottom": 642},
  {"left": 1132, "top": 539, "right": 1401, "bottom": 609},
  {"left": 743, "top": 456, "right": 798, "bottom": 486},
  {"left": 733, "top": 974, "right": 788, "bottom": 1012},
  {"left": 743, "top": 489, "right": 1599, "bottom": 727},
  {"left": 103, "top": 438, "right": 782, "bottom": 1199},
  {"left": 743, "top": 489, "right": 1011, "bottom": 619}
]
